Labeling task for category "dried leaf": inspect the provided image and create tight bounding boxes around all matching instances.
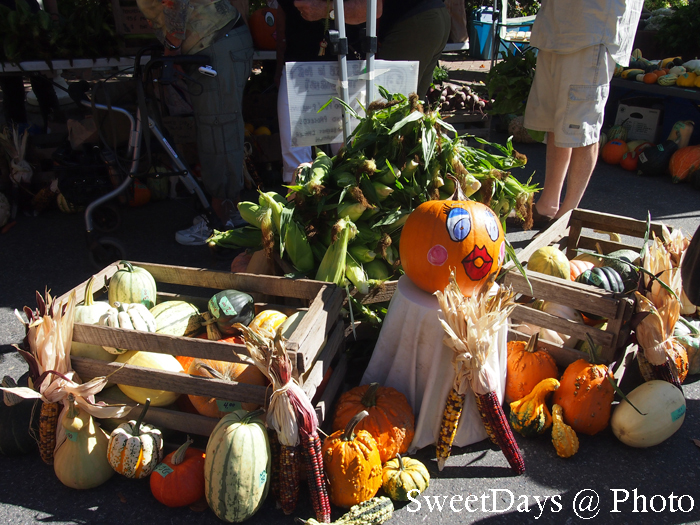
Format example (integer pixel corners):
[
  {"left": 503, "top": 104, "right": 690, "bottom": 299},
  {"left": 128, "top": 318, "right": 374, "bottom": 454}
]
[{"left": 692, "top": 439, "right": 700, "bottom": 449}]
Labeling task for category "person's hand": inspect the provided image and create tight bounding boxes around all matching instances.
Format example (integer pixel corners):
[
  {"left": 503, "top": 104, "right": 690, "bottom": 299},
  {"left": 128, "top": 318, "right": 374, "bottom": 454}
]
[{"left": 293, "top": 0, "right": 328, "bottom": 21}]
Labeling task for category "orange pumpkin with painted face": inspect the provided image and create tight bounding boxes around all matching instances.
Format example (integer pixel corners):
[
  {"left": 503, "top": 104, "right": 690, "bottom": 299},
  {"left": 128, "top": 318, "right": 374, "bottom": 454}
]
[{"left": 399, "top": 178, "right": 505, "bottom": 296}]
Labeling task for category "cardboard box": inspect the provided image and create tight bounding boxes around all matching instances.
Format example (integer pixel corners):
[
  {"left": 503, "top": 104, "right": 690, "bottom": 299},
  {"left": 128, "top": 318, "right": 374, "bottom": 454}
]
[{"left": 614, "top": 99, "right": 663, "bottom": 143}]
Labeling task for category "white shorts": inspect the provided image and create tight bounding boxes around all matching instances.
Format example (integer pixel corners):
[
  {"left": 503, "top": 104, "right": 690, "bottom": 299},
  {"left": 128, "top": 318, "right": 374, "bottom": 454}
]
[{"left": 524, "top": 45, "right": 615, "bottom": 148}]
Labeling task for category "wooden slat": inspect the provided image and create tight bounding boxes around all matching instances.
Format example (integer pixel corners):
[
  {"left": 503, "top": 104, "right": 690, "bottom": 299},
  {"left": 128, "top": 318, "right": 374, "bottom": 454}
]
[
  {"left": 301, "top": 320, "right": 345, "bottom": 401},
  {"left": 71, "top": 356, "right": 269, "bottom": 405},
  {"left": 510, "top": 306, "right": 615, "bottom": 347},
  {"left": 315, "top": 352, "right": 348, "bottom": 427},
  {"left": 510, "top": 210, "right": 572, "bottom": 265},
  {"left": 102, "top": 402, "right": 219, "bottom": 436},
  {"left": 576, "top": 237, "right": 641, "bottom": 255},
  {"left": 72, "top": 324, "right": 249, "bottom": 362},
  {"left": 569, "top": 209, "right": 668, "bottom": 239},
  {"left": 56, "top": 263, "right": 120, "bottom": 305},
  {"left": 132, "top": 261, "right": 324, "bottom": 300},
  {"left": 508, "top": 329, "right": 587, "bottom": 367},
  {"left": 354, "top": 281, "right": 398, "bottom": 305},
  {"left": 288, "top": 285, "right": 344, "bottom": 375},
  {"left": 501, "top": 270, "right": 621, "bottom": 318}
]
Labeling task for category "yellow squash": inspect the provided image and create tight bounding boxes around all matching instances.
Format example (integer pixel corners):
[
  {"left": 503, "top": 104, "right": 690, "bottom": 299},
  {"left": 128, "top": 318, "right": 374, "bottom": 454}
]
[
  {"left": 551, "top": 404, "right": 579, "bottom": 458},
  {"left": 509, "top": 377, "right": 560, "bottom": 437}
]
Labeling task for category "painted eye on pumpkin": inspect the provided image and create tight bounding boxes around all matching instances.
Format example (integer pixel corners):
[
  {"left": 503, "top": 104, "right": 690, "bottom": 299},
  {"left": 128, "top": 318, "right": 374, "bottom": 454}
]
[
  {"left": 445, "top": 206, "right": 471, "bottom": 242},
  {"left": 483, "top": 209, "right": 500, "bottom": 242}
]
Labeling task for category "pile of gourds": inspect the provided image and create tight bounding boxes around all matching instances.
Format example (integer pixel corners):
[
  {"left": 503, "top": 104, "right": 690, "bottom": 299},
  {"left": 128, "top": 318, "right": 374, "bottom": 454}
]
[{"left": 614, "top": 51, "right": 700, "bottom": 89}]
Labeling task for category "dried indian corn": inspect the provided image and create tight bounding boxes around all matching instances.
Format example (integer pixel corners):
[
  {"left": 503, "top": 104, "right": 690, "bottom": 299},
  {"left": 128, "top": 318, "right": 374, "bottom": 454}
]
[
  {"left": 475, "top": 391, "right": 525, "bottom": 474},
  {"left": 435, "top": 389, "right": 466, "bottom": 467},
  {"left": 299, "top": 429, "right": 331, "bottom": 523},
  {"left": 38, "top": 400, "right": 59, "bottom": 465}
]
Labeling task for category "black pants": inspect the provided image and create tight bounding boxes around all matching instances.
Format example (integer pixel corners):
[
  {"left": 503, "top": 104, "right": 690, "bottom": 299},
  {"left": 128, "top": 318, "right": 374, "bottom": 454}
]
[{"left": 0, "top": 74, "right": 60, "bottom": 131}]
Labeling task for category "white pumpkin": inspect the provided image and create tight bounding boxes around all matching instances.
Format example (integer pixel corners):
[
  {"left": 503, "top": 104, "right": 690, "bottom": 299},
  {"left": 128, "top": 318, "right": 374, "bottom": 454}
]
[{"left": 611, "top": 380, "right": 686, "bottom": 448}]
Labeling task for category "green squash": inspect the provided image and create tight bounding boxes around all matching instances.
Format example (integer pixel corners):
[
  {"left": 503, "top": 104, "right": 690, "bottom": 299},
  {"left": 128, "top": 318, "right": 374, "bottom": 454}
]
[
  {"left": 108, "top": 261, "right": 157, "bottom": 309},
  {"left": 575, "top": 266, "right": 624, "bottom": 293},
  {"left": 0, "top": 374, "right": 40, "bottom": 456},
  {"left": 73, "top": 276, "right": 116, "bottom": 361},
  {"left": 381, "top": 454, "right": 430, "bottom": 502},
  {"left": 150, "top": 300, "right": 202, "bottom": 337},
  {"left": 602, "top": 249, "right": 640, "bottom": 293},
  {"left": 509, "top": 377, "right": 560, "bottom": 437},
  {"left": 208, "top": 290, "right": 255, "bottom": 335},
  {"left": 204, "top": 409, "right": 270, "bottom": 522}
]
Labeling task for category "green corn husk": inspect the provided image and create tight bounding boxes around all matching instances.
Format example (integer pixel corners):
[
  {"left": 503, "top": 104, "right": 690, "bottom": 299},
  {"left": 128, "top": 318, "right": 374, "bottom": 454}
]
[
  {"left": 283, "top": 220, "right": 315, "bottom": 273},
  {"left": 365, "top": 259, "right": 390, "bottom": 280},
  {"left": 372, "top": 181, "right": 394, "bottom": 201},
  {"left": 310, "top": 241, "right": 328, "bottom": 264},
  {"left": 315, "top": 219, "right": 356, "bottom": 286},
  {"left": 360, "top": 207, "right": 381, "bottom": 221},
  {"left": 338, "top": 201, "right": 367, "bottom": 222},
  {"left": 348, "top": 244, "right": 376, "bottom": 263},
  {"left": 208, "top": 226, "right": 263, "bottom": 249},
  {"left": 355, "top": 223, "right": 382, "bottom": 245},
  {"left": 375, "top": 168, "right": 397, "bottom": 186},
  {"left": 333, "top": 171, "right": 356, "bottom": 188},
  {"left": 345, "top": 255, "right": 370, "bottom": 294},
  {"left": 402, "top": 158, "right": 420, "bottom": 179},
  {"left": 259, "top": 191, "right": 284, "bottom": 234},
  {"left": 238, "top": 201, "right": 264, "bottom": 228}
]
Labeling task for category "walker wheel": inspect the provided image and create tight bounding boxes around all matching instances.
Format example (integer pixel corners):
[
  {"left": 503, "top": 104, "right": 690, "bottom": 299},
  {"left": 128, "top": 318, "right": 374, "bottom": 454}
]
[
  {"left": 89, "top": 237, "right": 126, "bottom": 269},
  {"left": 93, "top": 204, "right": 121, "bottom": 233}
]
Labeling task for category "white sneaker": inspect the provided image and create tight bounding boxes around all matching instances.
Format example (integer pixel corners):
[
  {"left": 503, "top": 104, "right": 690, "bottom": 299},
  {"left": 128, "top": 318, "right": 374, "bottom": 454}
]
[
  {"left": 175, "top": 220, "right": 212, "bottom": 246},
  {"left": 192, "top": 214, "right": 207, "bottom": 225},
  {"left": 225, "top": 210, "right": 248, "bottom": 229}
]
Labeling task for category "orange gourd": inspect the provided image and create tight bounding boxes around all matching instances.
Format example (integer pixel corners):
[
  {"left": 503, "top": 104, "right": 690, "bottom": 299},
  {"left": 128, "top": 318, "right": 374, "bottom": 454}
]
[
  {"left": 669, "top": 145, "right": 700, "bottom": 183},
  {"left": 323, "top": 411, "right": 383, "bottom": 508},
  {"left": 128, "top": 180, "right": 151, "bottom": 207},
  {"left": 569, "top": 259, "right": 595, "bottom": 281},
  {"left": 601, "top": 140, "right": 628, "bottom": 165},
  {"left": 505, "top": 333, "right": 559, "bottom": 404},
  {"left": 332, "top": 383, "right": 415, "bottom": 464},
  {"left": 399, "top": 177, "right": 505, "bottom": 296},
  {"left": 248, "top": 8, "right": 277, "bottom": 50},
  {"left": 643, "top": 73, "right": 657, "bottom": 84},
  {"left": 150, "top": 437, "right": 206, "bottom": 507},
  {"left": 552, "top": 359, "right": 614, "bottom": 435},
  {"left": 187, "top": 358, "right": 268, "bottom": 417}
]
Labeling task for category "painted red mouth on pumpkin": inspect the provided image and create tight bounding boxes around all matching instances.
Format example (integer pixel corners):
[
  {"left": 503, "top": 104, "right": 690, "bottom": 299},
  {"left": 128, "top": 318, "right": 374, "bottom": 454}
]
[{"left": 462, "top": 245, "right": 493, "bottom": 281}]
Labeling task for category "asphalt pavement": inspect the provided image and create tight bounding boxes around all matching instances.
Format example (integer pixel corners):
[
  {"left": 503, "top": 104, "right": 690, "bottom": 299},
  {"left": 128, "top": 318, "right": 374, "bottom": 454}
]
[{"left": 2, "top": 122, "right": 700, "bottom": 524}]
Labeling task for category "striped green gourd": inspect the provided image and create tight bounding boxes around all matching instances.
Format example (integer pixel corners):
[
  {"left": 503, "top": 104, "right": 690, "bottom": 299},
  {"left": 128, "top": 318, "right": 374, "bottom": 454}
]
[
  {"left": 298, "top": 496, "right": 394, "bottom": 525},
  {"left": 150, "top": 301, "right": 202, "bottom": 337},
  {"left": 657, "top": 74, "right": 678, "bottom": 86},
  {"left": 108, "top": 261, "right": 157, "bottom": 309},
  {"left": 205, "top": 409, "right": 270, "bottom": 523}
]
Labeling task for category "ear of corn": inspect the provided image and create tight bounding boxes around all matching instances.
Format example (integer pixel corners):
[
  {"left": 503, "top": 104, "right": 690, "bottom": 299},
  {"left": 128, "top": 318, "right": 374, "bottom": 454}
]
[
  {"left": 208, "top": 227, "right": 263, "bottom": 249},
  {"left": 475, "top": 391, "right": 525, "bottom": 475},
  {"left": 372, "top": 181, "right": 394, "bottom": 201},
  {"left": 338, "top": 201, "right": 367, "bottom": 222},
  {"left": 348, "top": 244, "right": 376, "bottom": 263},
  {"left": 269, "top": 429, "right": 281, "bottom": 503},
  {"left": 355, "top": 223, "right": 382, "bottom": 246},
  {"left": 436, "top": 388, "right": 465, "bottom": 471},
  {"left": 315, "top": 219, "right": 356, "bottom": 286},
  {"left": 279, "top": 444, "right": 301, "bottom": 515},
  {"left": 283, "top": 220, "right": 315, "bottom": 274},
  {"left": 238, "top": 201, "right": 264, "bottom": 228},
  {"left": 300, "top": 431, "right": 331, "bottom": 523},
  {"left": 345, "top": 255, "right": 370, "bottom": 294},
  {"left": 259, "top": 191, "right": 284, "bottom": 234},
  {"left": 39, "top": 400, "right": 59, "bottom": 465},
  {"left": 333, "top": 171, "right": 356, "bottom": 188}
]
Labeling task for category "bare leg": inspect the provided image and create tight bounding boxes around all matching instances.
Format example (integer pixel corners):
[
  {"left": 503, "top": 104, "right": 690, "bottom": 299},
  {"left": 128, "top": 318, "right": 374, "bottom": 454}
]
[
  {"left": 557, "top": 141, "right": 598, "bottom": 217},
  {"left": 535, "top": 132, "right": 571, "bottom": 218}
]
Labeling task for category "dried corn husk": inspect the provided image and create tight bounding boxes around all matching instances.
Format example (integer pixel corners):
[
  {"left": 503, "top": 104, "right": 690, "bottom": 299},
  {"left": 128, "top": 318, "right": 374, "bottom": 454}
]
[
  {"left": 634, "top": 292, "right": 680, "bottom": 366},
  {"left": 642, "top": 235, "right": 681, "bottom": 309},
  {"left": 435, "top": 272, "right": 516, "bottom": 397},
  {"left": 0, "top": 291, "right": 131, "bottom": 454}
]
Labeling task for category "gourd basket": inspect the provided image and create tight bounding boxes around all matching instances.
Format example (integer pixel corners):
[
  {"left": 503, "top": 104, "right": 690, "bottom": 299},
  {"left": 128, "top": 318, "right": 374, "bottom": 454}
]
[
  {"left": 57, "top": 261, "right": 346, "bottom": 436},
  {"left": 500, "top": 208, "right": 670, "bottom": 366}
]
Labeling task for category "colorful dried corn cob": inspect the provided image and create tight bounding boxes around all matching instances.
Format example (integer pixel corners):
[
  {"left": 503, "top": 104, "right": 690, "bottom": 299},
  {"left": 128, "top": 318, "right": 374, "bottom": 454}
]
[
  {"left": 39, "top": 401, "right": 59, "bottom": 465},
  {"left": 436, "top": 388, "right": 465, "bottom": 470},
  {"left": 475, "top": 391, "right": 525, "bottom": 475}
]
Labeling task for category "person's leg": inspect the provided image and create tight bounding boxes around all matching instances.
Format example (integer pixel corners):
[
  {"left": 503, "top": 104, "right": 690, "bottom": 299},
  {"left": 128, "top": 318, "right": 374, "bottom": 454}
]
[
  {"left": 377, "top": 6, "right": 450, "bottom": 98},
  {"left": 557, "top": 141, "right": 598, "bottom": 216},
  {"left": 28, "top": 74, "right": 60, "bottom": 132},
  {"left": 0, "top": 75, "right": 28, "bottom": 126},
  {"left": 277, "top": 72, "right": 312, "bottom": 183},
  {"left": 535, "top": 134, "right": 571, "bottom": 218}
]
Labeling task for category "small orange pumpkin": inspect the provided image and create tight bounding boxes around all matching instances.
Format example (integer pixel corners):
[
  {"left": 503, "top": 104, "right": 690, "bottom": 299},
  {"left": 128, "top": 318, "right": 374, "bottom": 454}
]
[
  {"left": 127, "top": 180, "right": 151, "bottom": 207},
  {"left": 505, "top": 333, "right": 559, "bottom": 403},
  {"left": 669, "top": 145, "right": 700, "bottom": 183},
  {"left": 187, "top": 358, "right": 268, "bottom": 417},
  {"left": 248, "top": 8, "right": 277, "bottom": 50},
  {"left": 399, "top": 177, "right": 505, "bottom": 296},
  {"left": 601, "top": 140, "right": 628, "bottom": 165},
  {"left": 552, "top": 358, "right": 614, "bottom": 435},
  {"left": 569, "top": 259, "right": 595, "bottom": 281},
  {"left": 323, "top": 410, "right": 383, "bottom": 508},
  {"left": 149, "top": 437, "right": 206, "bottom": 507},
  {"left": 332, "top": 383, "right": 415, "bottom": 464}
]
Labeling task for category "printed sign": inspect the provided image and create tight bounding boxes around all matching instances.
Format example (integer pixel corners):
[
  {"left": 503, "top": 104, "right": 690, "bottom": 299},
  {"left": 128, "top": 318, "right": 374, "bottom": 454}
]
[{"left": 285, "top": 59, "right": 419, "bottom": 147}]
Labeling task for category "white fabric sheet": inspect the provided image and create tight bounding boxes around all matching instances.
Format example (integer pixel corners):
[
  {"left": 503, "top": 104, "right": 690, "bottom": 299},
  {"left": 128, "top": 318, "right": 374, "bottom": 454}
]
[{"left": 361, "top": 275, "right": 508, "bottom": 453}]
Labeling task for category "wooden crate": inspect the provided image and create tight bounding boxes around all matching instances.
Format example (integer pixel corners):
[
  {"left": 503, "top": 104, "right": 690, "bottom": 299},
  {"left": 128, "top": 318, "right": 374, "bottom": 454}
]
[
  {"left": 440, "top": 110, "right": 491, "bottom": 140},
  {"left": 501, "top": 208, "right": 671, "bottom": 366},
  {"left": 57, "top": 261, "right": 345, "bottom": 436}
]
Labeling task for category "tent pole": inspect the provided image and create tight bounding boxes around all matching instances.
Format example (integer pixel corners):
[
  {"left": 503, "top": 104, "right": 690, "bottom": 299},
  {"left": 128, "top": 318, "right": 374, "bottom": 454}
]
[
  {"left": 365, "top": 0, "right": 377, "bottom": 104},
  {"left": 333, "top": 0, "right": 352, "bottom": 142}
]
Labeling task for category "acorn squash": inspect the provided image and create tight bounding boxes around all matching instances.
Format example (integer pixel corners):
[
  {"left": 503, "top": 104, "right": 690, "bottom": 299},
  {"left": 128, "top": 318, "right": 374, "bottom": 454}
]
[
  {"left": 208, "top": 290, "right": 256, "bottom": 335},
  {"left": 575, "top": 266, "right": 624, "bottom": 293}
]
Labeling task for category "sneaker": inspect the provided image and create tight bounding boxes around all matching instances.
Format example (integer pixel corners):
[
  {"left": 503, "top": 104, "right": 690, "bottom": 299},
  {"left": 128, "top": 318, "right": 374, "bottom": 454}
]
[
  {"left": 225, "top": 209, "right": 248, "bottom": 229},
  {"left": 175, "top": 220, "right": 212, "bottom": 246}
]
